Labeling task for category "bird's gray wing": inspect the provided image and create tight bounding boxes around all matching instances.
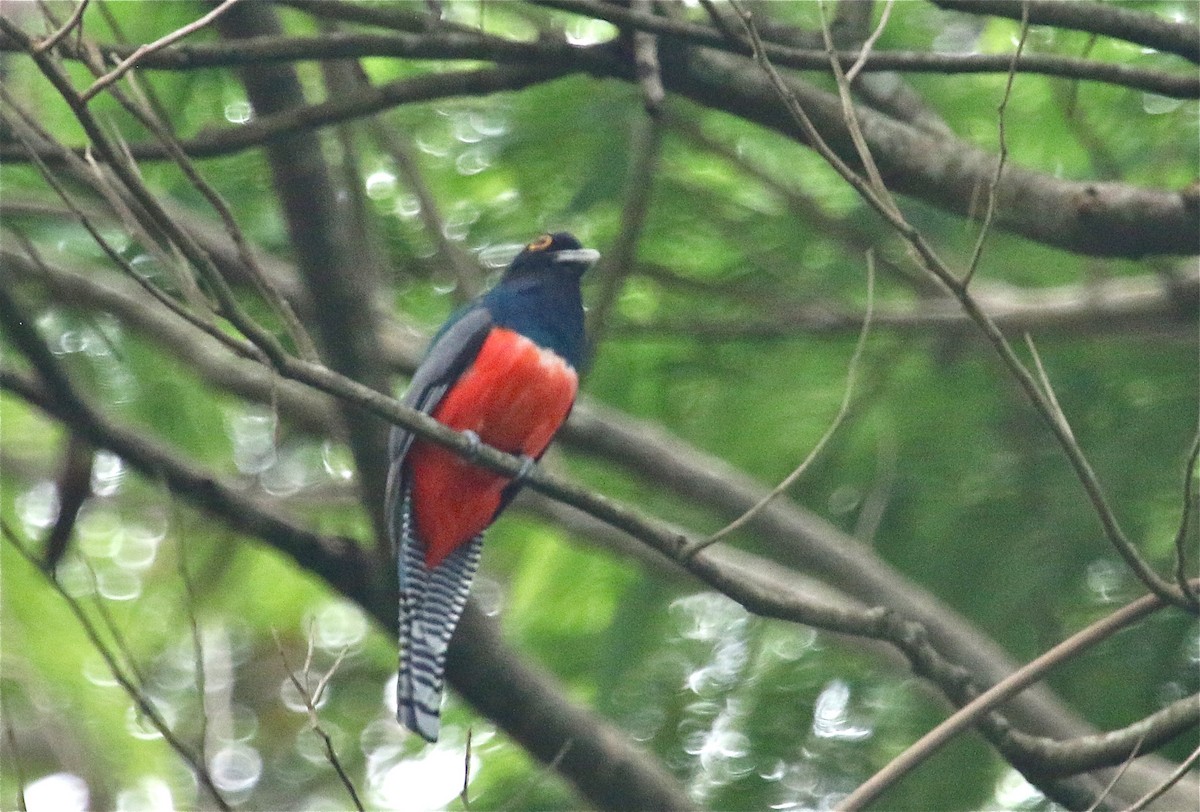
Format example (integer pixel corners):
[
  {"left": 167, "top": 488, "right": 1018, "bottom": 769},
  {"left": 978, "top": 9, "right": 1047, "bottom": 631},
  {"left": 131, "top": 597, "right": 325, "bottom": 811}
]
[{"left": 386, "top": 305, "right": 492, "bottom": 743}]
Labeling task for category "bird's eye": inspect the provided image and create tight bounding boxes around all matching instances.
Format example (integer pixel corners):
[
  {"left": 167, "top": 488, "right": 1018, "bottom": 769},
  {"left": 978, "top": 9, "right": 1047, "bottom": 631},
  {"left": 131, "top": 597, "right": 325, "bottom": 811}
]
[{"left": 526, "top": 234, "right": 554, "bottom": 252}]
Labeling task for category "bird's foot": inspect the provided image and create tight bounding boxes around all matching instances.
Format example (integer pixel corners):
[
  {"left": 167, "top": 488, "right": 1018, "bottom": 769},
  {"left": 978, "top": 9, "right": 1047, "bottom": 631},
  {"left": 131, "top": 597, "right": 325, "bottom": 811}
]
[
  {"left": 461, "top": 430, "right": 482, "bottom": 461},
  {"left": 514, "top": 454, "right": 537, "bottom": 483}
]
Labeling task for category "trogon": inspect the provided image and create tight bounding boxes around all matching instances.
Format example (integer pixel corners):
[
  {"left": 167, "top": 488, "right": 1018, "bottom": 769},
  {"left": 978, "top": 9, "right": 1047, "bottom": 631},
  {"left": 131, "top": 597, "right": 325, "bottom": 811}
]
[{"left": 386, "top": 232, "right": 599, "bottom": 742}]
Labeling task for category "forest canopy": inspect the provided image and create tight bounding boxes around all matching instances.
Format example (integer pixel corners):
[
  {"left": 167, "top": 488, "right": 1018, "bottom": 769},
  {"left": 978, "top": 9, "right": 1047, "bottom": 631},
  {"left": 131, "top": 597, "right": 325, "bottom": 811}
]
[{"left": 0, "top": 1, "right": 1197, "bottom": 810}]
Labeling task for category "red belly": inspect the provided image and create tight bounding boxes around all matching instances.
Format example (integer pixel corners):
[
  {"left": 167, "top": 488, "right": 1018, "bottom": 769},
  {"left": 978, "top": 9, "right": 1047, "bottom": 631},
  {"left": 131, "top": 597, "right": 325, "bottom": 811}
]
[{"left": 407, "top": 328, "right": 578, "bottom": 567}]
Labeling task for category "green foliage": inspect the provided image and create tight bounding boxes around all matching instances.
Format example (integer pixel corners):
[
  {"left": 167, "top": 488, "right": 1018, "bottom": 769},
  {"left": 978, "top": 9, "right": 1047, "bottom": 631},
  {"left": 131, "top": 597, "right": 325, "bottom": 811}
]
[{"left": 2, "top": 2, "right": 1196, "bottom": 811}]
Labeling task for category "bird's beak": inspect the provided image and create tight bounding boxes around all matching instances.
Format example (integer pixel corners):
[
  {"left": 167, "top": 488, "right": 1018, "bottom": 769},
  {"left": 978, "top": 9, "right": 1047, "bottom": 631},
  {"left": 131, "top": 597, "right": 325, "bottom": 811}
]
[{"left": 553, "top": 248, "right": 601, "bottom": 267}]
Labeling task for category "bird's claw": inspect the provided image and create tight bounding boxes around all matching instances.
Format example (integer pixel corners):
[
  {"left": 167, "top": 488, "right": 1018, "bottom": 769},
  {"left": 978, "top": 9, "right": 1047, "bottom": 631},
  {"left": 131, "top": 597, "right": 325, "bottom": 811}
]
[
  {"left": 461, "top": 430, "right": 482, "bottom": 461},
  {"left": 514, "top": 454, "right": 536, "bottom": 483}
]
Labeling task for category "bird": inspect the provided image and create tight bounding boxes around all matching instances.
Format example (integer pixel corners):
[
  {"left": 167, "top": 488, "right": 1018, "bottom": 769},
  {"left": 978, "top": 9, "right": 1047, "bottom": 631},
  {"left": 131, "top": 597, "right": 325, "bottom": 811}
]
[{"left": 386, "top": 232, "right": 599, "bottom": 742}]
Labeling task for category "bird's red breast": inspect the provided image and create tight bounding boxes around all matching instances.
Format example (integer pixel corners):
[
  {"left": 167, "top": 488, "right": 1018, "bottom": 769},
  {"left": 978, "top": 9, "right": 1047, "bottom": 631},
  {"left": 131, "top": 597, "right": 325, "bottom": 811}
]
[{"left": 407, "top": 327, "right": 578, "bottom": 567}]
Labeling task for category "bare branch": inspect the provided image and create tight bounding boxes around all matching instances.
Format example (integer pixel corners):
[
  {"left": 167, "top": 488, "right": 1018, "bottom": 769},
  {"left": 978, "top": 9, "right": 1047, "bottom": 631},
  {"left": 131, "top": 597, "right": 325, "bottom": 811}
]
[
  {"left": 962, "top": 2, "right": 1028, "bottom": 288},
  {"left": 41, "top": 433, "right": 92, "bottom": 570},
  {"left": 0, "top": 58, "right": 583, "bottom": 163},
  {"left": 631, "top": 0, "right": 664, "bottom": 114},
  {"left": 271, "top": 631, "right": 364, "bottom": 811},
  {"left": 1023, "top": 333, "right": 1077, "bottom": 445},
  {"left": 0, "top": 287, "right": 696, "bottom": 812},
  {"left": 1175, "top": 433, "right": 1200, "bottom": 606},
  {"left": 79, "top": 0, "right": 244, "bottom": 102},
  {"left": 1126, "top": 741, "right": 1200, "bottom": 811},
  {"left": 713, "top": 0, "right": 1196, "bottom": 612},
  {"left": 932, "top": 0, "right": 1200, "bottom": 64},
  {"left": 1084, "top": 730, "right": 1148, "bottom": 812},
  {"left": 840, "top": 584, "right": 1193, "bottom": 811},
  {"left": 9, "top": 240, "right": 1193, "bottom": 804},
  {"left": 1006, "top": 693, "right": 1200, "bottom": 778},
  {"left": 684, "top": 249, "right": 875, "bottom": 557},
  {"left": 177, "top": 543, "right": 210, "bottom": 775},
  {"left": 111, "top": 68, "right": 321, "bottom": 362},
  {"left": 844, "top": 0, "right": 894, "bottom": 85},
  {"left": 815, "top": 0, "right": 895, "bottom": 210},
  {"left": 532, "top": 0, "right": 1198, "bottom": 97},
  {"left": 1, "top": 523, "right": 232, "bottom": 812},
  {"left": 31, "top": 0, "right": 88, "bottom": 54}
]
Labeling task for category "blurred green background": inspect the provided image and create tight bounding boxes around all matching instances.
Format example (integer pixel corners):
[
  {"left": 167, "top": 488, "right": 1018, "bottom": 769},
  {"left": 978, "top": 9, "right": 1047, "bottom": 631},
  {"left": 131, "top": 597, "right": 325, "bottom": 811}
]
[{"left": 1, "top": 1, "right": 1197, "bottom": 810}]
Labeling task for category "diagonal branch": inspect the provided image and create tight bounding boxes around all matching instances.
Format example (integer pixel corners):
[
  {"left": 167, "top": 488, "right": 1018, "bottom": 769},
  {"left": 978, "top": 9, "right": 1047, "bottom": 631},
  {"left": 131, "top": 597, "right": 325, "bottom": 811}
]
[
  {"left": 78, "top": 0, "right": 243, "bottom": 102},
  {"left": 931, "top": 0, "right": 1200, "bottom": 64},
  {"left": 14, "top": 243, "right": 1191, "bottom": 788},
  {"left": 532, "top": 0, "right": 1198, "bottom": 96},
  {"left": 9, "top": 247, "right": 1197, "bottom": 806},
  {"left": 962, "top": 1, "right": 1028, "bottom": 288},
  {"left": 720, "top": 0, "right": 1195, "bottom": 613},
  {"left": 683, "top": 249, "right": 875, "bottom": 557},
  {"left": 1004, "top": 693, "right": 1200, "bottom": 778},
  {"left": 840, "top": 584, "right": 1197, "bottom": 810},
  {"left": 1, "top": 524, "right": 231, "bottom": 812}
]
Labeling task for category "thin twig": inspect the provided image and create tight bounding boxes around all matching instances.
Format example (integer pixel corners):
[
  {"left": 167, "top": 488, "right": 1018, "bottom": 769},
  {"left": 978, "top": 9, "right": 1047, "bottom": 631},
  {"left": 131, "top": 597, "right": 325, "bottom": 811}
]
[
  {"left": 502, "top": 738, "right": 573, "bottom": 811},
  {"left": 816, "top": 0, "right": 896, "bottom": 211},
  {"left": 79, "top": 0, "right": 243, "bottom": 102},
  {"left": 76, "top": 555, "right": 150, "bottom": 691},
  {"left": 42, "top": 10, "right": 318, "bottom": 362},
  {"left": 696, "top": 0, "right": 743, "bottom": 44},
  {"left": 92, "top": 0, "right": 178, "bottom": 133},
  {"left": 684, "top": 249, "right": 875, "bottom": 558},
  {"left": 1, "top": 521, "right": 232, "bottom": 812},
  {"left": 366, "top": 116, "right": 483, "bottom": 299},
  {"left": 114, "top": 64, "right": 321, "bottom": 362},
  {"left": 1124, "top": 740, "right": 1200, "bottom": 812},
  {"left": 721, "top": 0, "right": 1194, "bottom": 612},
  {"left": 2, "top": 713, "right": 28, "bottom": 812},
  {"left": 82, "top": 136, "right": 206, "bottom": 309},
  {"left": 631, "top": 0, "right": 664, "bottom": 114},
  {"left": 532, "top": 0, "right": 1197, "bottom": 97},
  {"left": 1173, "top": 432, "right": 1200, "bottom": 606},
  {"left": 1023, "top": 333, "right": 1076, "bottom": 445},
  {"left": 844, "top": 0, "right": 894, "bottom": 85},
  {"left": 177, "top": 538, "right": 210, "bottom": 767},
  {"left": 460, "top": 728, "right": 473, "bottom": 810},
  {"left": 963, "top": 4, "right": 1029, "bottom": 288},
  {"left": 1082, "top": 727, "right": 1148, "bottom": 812},
  {"left": 271, "top": 630, "right": 363, "bottom": 812},
  {"left": 838, "top": 581, "right": 1194, "bottom": 811},
  {"left": 32, "top": 0, "right": 89, "bottom": 54},
  {"left": 2, "top": 18, "right": 297, "bottom": 376},
  {"left": 0, "top": 96, "right": 261, "bottom": 365}
]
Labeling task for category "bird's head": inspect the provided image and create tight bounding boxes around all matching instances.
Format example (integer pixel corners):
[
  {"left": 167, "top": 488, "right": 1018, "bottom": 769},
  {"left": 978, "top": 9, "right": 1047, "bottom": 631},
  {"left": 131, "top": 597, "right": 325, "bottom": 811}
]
[{"left": 504, "top": 232, "right": 600, "bottom": 280}]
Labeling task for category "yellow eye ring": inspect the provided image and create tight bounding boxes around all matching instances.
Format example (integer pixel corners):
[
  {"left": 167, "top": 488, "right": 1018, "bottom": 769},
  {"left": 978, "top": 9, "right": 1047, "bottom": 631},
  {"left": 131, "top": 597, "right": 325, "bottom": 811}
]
[{"left": 526, "top": 234, "right": 553, "bottom": 251}]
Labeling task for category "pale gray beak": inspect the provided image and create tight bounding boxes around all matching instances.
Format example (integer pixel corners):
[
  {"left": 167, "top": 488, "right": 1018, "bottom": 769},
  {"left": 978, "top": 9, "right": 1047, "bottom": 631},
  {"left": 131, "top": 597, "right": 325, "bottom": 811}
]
[{"left": 553, "top": 248, "right": 601, "bottom": 267}]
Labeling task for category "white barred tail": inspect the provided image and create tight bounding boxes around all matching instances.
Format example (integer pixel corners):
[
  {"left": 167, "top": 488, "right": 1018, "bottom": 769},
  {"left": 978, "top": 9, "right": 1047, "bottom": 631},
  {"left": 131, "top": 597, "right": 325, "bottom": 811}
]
[{"left": 396, "top": 487, "right": 483, "bottom": 742}]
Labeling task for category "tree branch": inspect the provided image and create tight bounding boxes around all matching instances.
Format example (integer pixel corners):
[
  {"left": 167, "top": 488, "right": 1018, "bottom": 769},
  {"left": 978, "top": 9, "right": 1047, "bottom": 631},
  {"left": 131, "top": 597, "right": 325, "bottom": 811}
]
[
  {"left": 10, "top": 245, "right": 1196, "bottom": 806},
  {"left": 0, "top": 58, "right": 585, "bottom": 162},
  {"left": 841, "top": 587, "right": 1195, "bottom": 810},
  {"left": 533, "top": 0, "right": 1198, "bottom": 96},
  {"left": 655, "top": 44, "right": 1198, "bottom": 258},
  {"left": 7, "top": 13, "right": 1192, "bottom": 259},
  {"left": 613, "top": 268, "right": 1199, "bottom": 340},
  {"left": 932, "top": 0, "right": 1200, "bottom": 64},
  {"left": 0, "top": 368, "right": 695, "bottom": 812},
  {"left": 1005, "top": 694, "right": 1200, "bottom": 778},
  {"left": 217, "top": 1, "right": 393, "bottom": 552}
]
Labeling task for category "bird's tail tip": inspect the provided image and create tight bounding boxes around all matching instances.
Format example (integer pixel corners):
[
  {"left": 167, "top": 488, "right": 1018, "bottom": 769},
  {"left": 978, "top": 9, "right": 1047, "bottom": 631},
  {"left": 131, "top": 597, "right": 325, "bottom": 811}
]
[{"left": 398, "top": 695, "right": 441, "bottom": 743}]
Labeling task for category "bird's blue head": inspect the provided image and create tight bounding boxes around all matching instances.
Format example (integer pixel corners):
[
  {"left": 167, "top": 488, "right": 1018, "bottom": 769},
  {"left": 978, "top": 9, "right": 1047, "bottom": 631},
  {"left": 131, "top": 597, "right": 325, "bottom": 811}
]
[
  {"left": 483, "top": 232, "right": 598, "bottom": 370},
  {"left": 502, "top": 232, "right": 600, "bottom": 281}
]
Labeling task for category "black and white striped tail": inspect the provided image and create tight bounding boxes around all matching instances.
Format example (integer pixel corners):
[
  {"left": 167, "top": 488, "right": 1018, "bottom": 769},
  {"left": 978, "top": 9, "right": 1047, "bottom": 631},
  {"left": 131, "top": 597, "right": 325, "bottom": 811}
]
[{"left": 396, "top": 488, "right": 483, "bottom": 742}]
